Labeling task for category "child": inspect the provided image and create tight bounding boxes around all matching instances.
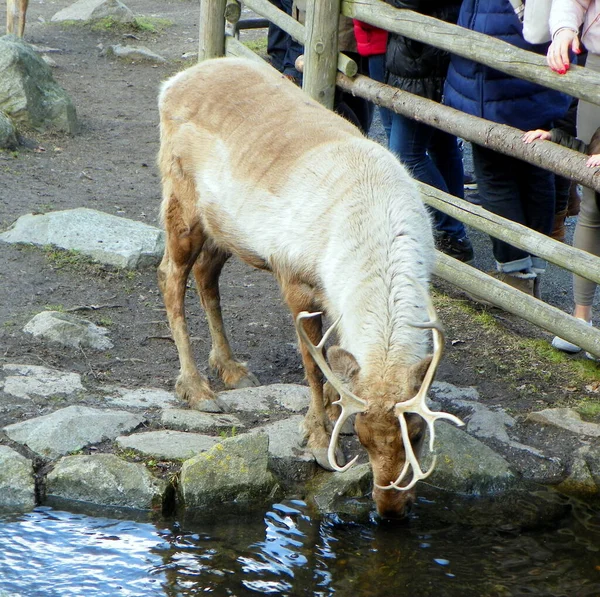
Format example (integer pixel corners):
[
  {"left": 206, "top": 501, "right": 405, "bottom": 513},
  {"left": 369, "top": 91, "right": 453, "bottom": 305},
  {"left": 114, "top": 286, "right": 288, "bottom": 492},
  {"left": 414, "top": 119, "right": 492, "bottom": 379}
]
[
  {"left": 523, "top": 125, "right": 600, "bottom": 356},
  {"left": 523, "top": 126, "right": 600, "bottom": 209}
]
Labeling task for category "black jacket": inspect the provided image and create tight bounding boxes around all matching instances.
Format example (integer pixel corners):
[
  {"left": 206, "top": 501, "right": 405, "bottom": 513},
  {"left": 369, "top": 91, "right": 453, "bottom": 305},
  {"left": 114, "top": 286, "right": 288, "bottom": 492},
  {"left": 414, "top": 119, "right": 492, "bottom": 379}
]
[{"left": 383, "top": 0, "right": 461, "bottom": 102}]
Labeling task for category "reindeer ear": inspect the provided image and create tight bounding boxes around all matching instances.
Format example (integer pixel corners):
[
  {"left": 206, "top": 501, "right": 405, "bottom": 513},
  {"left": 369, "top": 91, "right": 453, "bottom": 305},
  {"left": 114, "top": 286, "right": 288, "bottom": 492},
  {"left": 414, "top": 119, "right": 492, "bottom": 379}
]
[
  {"left": 327, "top": 346, "right": 361, "bottom": 386},
  {"left": 410, "top": 355, "right": 433, "bottom": 388}
]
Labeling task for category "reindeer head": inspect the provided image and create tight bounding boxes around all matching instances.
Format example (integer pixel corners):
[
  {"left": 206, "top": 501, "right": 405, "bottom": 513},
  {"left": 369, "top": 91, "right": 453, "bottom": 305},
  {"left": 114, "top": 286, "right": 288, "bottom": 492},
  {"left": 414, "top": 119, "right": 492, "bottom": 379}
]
[{"left": 295, "top": 287, "right": 463, "bottom": 520}]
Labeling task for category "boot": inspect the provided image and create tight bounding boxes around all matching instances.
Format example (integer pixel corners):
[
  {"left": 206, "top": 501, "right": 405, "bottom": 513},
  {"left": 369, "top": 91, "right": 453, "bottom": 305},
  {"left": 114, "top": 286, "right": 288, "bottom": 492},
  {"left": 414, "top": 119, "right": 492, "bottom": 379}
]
[
  {"left": 492, "top": 271, "right": 537, "bottom": 297},
  {"left": 567, "top": 183, "right": 581, "bottom": 217},
  {"left": 551, "top": 209, "right": 568, "bottom": 242}
]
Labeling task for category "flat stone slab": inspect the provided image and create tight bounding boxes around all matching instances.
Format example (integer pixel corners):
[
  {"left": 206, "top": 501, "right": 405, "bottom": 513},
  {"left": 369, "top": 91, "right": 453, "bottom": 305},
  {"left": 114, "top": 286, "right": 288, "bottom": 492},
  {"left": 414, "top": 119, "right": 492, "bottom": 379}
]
[
  {"left": 1, "top": 364, "right": 84, "bottom": 399},
  {"left": 107, "top": 45, "right": 166, "bottom": 63},
  {"left": 218, "top": 384, "right": 309, "bottom": 413},
  {"left": 46, "top": 454, "right": 166, "bottom": 510},
  {"left": 4, "top": 405, "right": 144, "bottom": 459},
  {"left": 527, "top": 408, "right": 600, "bottom": 438},
  {"left": 0, "top": 446, "right": 35, "bottom": 511},
  {"left": 116, "top": 430, "right": 220, "bottom": 460},
  {"left": 161, "top": 409, "right": 243, "bottom": 433},
  {"left": 104, "top": 386, "right": 179, "bottom": 409},
  {"left": 0, "top": 208, "right": 165, "bottom": 269},
  {"left": 24, "top": 311, "right": 113, "bottom": 351}
]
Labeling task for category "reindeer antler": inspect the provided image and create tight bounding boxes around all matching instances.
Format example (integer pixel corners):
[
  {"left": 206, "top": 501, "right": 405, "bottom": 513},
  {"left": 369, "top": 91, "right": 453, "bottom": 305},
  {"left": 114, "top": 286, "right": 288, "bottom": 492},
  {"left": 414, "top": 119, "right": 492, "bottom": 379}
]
[
  {"left": 295, "top": 311, "right": 367, "bottom": 472},
  {"left": 376, "top": 283, "right": 464, "bottom": 492}
]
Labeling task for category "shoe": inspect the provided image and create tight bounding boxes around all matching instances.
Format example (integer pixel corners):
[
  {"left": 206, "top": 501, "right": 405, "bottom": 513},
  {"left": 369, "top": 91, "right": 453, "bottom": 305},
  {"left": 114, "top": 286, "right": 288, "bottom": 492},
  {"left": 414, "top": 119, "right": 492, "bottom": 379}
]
[
  {"left": 551, "top": 209, "right": 567, "bottom": 243},
  {"left": 551, "top": 319, "right": 592, "bottom": 354},
  {"left": 491, "top": 270, "right": 537, "bottom": 296},
  {"left": 435, "top": 233, "right": 474, "bottom": 264},
  {"left": 567, "top": 184, "right": 581, "bottom": 217},
  {"left": 466, "top": 190, "right": 482, "bottom": 205},
  {"left": 464, "top": 172, "right": 477, "bottom": 190}
]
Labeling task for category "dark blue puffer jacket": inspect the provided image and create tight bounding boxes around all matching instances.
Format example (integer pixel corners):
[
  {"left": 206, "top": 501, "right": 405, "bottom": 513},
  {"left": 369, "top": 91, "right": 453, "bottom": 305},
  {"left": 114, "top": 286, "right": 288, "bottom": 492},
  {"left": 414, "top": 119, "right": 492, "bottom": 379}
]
[{"left": 443, "top": 0, "right": 572, "bottom": 131}]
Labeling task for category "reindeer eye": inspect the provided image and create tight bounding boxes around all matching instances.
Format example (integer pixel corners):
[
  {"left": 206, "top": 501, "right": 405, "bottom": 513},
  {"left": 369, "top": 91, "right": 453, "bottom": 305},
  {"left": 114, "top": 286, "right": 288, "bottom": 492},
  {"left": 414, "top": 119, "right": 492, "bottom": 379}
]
[{"left": 412, "top": 430, "right": 424, "bottom": 444}]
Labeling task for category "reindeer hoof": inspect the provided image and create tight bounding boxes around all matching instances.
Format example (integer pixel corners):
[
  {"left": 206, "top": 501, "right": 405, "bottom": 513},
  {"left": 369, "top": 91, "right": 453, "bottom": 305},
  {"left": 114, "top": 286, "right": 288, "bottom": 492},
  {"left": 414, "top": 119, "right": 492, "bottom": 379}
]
[
  {"left": 175, "top": 374, "right": 220, "bottom": 411},
  {"left": 311, "top": 447, "right": 346, "bottom": 471},
  {"left": 232, "top": 371, "right": 260, "bottom": 389}
]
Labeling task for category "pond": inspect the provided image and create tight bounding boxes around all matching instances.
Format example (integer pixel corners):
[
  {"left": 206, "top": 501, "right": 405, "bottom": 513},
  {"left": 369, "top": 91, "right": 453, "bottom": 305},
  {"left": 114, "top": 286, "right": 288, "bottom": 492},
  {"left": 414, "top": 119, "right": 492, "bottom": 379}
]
[{"left": 1, "top": 488, "right": 599, "bottom": 597}]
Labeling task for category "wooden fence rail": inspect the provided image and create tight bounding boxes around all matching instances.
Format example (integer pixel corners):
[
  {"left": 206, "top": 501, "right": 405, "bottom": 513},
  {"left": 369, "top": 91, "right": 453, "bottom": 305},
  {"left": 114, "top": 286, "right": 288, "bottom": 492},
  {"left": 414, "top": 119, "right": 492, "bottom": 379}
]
[{"left": 205, "top": 0, "right": 600, "bottom": 354}]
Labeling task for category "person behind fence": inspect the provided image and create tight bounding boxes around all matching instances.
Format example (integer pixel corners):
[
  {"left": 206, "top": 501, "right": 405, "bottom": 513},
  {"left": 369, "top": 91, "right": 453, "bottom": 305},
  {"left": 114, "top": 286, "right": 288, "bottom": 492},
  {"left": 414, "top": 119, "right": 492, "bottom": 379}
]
[
  {"left": 382, "top": 0, "right": 475, "bottom": 265},
  {"left": 267, "top": 0, "right": 303, "bottom": 84},
  {"left": 543, "top": 0, "right": 600, "bottom": 356},
  {"left": 443, "top": 0, "right": 572, "bottom": 297},
  {"left": 352, "top": 20, "right": 393, "bottom": 141},
  {"left": 290, "top": 1, "right": 372, "bottom": 134}
]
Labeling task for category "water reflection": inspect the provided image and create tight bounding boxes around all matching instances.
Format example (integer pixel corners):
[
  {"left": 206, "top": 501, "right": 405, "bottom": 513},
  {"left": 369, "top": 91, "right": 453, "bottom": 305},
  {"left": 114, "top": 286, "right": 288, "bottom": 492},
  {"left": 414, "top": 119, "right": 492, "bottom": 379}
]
[{"left": 0, "top": 491, "right": 599, "bottom": 597}]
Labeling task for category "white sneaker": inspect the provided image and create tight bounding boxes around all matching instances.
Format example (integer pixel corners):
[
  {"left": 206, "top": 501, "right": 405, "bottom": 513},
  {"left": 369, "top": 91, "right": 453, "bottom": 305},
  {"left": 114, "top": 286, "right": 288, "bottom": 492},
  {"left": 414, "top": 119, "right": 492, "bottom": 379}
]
[
  {"left": 551, "top": 335, "right": 582, "bottom": 353},
  {"left": 551, "top": 319, "right": 592, "bottom": 354}
]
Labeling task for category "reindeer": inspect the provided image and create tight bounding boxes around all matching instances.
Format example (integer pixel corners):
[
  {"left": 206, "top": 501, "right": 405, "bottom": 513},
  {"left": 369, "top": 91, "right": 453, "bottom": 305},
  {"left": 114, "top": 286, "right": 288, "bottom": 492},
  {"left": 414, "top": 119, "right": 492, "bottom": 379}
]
[
  {"left": 6, "top": 0, "right": 28, "bottom": 37},
  {"left": 157, "top": 57, "right": 463, "bottom": 519}
]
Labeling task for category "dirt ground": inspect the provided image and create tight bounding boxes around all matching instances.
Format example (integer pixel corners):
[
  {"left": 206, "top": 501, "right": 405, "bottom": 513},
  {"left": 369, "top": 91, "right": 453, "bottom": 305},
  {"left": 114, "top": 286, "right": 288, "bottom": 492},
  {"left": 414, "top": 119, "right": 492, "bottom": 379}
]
[{"left": 0, "top": 0, "right": 599, "bottom": 452}]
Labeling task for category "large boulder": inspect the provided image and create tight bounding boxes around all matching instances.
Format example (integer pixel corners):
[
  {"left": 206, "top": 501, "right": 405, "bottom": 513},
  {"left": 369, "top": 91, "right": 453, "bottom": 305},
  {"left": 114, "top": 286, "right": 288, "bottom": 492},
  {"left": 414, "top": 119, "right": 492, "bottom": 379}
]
[
  {"left": 46, "top": 454, "right": 167, "bottom": 510},
  {"left": 0, "top": 446, "right": 36, "bottom": 511},
  {"left": 0, "top": 36, "right": 77, "bottom": 133},
  {"left": 0, "top": 111, "right": 17, "bottom": 148},
  {"left": 179, "top": 433, "right": 279, "bottom": 511}
]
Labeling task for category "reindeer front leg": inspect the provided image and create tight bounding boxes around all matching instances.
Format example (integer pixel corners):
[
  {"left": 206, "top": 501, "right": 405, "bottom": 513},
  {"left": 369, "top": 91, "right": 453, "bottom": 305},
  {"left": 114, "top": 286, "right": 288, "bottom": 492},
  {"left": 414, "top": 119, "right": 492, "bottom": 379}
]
[{"left": 282, "top": 282, "right": 338, "bottom": 470}]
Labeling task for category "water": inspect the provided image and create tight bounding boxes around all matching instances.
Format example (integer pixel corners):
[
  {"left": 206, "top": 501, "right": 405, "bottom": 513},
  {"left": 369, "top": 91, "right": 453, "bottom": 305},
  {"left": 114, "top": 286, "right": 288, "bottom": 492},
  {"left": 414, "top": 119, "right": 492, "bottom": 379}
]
[{"left": 1, "top": 489, "right": 599, "bottom": 597}]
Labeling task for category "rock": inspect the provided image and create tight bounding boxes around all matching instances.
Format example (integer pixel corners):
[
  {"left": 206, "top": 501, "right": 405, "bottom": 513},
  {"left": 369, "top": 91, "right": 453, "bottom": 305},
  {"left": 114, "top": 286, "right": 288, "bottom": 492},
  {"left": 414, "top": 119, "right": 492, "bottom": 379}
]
[
  {"left": 0, "top": 446, "right": 35, "bottom": 511},
  {"left": 106, "top": 44, "right": 166, "bottom": 63},
  {"left": 422, "top": 422, "right": 517, "bottom": 494},
  {"left": 0, "top": 36, "right": 77, "bottom": 133},
  {"left": 23, "top": 311, "right": 113, "bottom": 351},
  {"left": 527, "top": 408, "right": 600, "bottom": 438},
  {"left": 0, "top": 111, "right": 17, "bottom": 148},
  {"left": 161, "top": 408, "right": 243, "bottom": 432},
  {"left": 555, "top": 447, "right": 599, "bottom": 498},
  {"left": 116, "top": 430, "right": 219, "bottom": 461},
  {"left": 4, "top": 405, "right": 144, "bottom": 459},
  {"left": 1, "top": 363, "right": 84, "bottom": 399},
  {"left": 252, "top": 415, "right": 316, "bottom": 483},
  {"left": 104, "top": 386, "right": 178, "bottom": 409},
  {"left": 51, "top": 0, "right": 135, "bottom": 23},
  {"left": 218, "top": 383, "right": 309, "bottom": 413},
  {"left": 46, "top": 454, "right": 166, "bottom": 510},
  {"left": 306, "top": 463, "right": 373, "bottom": 517},
  {"left": 179, "top": 433, "right": 278, "bottom": 510},
  {"left": 0, "top": 208, "right": 165, "bottom": 269}
]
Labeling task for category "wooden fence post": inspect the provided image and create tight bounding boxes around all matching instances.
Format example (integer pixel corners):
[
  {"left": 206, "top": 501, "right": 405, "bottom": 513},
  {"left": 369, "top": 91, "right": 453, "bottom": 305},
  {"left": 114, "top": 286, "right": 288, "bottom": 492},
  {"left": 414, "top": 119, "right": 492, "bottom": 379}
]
[
  {"left": 302, "top": 0, "right": 341, "bottom": 108},
  {"left": 199, "top": 0, "right": 228, "bottom": 61}
]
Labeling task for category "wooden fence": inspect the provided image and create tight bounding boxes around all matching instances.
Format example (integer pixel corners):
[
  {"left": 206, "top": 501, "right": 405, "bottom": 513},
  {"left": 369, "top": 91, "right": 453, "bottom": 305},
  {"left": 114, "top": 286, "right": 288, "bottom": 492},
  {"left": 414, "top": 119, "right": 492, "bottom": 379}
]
[{"left": 200, "top": 0, "right": 600, "bottom": 358}]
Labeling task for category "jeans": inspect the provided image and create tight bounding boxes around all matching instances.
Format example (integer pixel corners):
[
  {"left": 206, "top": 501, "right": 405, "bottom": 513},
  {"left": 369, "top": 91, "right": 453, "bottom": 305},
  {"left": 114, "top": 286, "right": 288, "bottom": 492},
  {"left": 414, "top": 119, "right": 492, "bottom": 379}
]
[
  {"left": 472, "top": 144, "right": 555, "bottom": 273},
  {"left": 367, "top": 54, "right": 392, "bottom": 142},
  {"left": 389, "top": 113, "right": 467, "bottom": 240},
  {"left": 267, "top": 0, "right": 302, "bottom": 82}
]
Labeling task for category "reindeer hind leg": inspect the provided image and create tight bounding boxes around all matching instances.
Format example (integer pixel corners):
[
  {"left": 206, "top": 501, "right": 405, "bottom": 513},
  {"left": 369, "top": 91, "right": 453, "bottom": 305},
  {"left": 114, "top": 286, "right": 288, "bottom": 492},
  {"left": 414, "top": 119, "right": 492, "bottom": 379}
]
[
  {"left": 191, "top": 242, "right": 260, "bottom": 389},
  {"left": 158, "top": 180, "right": 218, "bottom": 410}
]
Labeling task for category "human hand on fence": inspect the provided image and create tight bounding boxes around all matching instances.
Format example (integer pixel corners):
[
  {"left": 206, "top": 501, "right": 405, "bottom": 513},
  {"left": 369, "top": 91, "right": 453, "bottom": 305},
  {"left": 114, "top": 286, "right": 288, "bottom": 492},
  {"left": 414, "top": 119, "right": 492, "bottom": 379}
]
[
  {"left": 547, "top": 28, "right": 581, "bottom": 74},
  {"left": 522, "top": 130, "right": 551, "bottom": 143},
  {"left": 586, "top": 154, "right": 600, "bottom": 168}
]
